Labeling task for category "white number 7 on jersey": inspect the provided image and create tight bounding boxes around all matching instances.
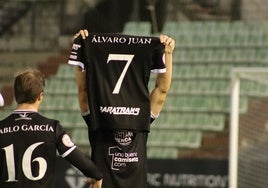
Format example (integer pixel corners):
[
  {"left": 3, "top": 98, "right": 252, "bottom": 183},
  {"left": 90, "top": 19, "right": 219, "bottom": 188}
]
[{"left": 107, "top": 54, "right": 134, "bottom": 94}]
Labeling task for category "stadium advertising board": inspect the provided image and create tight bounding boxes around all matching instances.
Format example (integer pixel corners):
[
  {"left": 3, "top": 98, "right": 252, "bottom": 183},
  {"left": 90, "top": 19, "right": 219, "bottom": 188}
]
[{"left": 56, "top": 158, "right": 228, "bottom": 188}]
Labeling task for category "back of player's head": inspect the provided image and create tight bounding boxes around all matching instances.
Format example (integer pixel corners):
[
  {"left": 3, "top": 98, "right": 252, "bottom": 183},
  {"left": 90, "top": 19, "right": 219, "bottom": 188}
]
[{"left": 14, "top": 69, "right": 45, "bottom": 104}]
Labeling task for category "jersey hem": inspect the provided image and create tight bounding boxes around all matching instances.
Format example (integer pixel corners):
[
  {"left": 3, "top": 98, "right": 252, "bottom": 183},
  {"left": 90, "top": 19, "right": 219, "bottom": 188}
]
[{"left": 68, "top": 60, "right": 85, "bottom": 71}]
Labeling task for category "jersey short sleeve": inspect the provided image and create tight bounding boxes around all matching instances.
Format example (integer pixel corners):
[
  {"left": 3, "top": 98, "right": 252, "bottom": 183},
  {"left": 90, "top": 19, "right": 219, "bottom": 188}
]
[
  {"left": 54, "top": 122, "right": 77, "bottom": 157},
  {"left": 68, "top": 36, "right": 85, "bottom": 70},
  {"left": 68, "top": 33, "right": 166, "bottom": 132}
]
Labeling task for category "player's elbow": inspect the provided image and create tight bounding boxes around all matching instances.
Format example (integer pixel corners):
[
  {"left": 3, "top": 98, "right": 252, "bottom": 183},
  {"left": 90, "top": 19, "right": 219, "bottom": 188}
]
[
  {"left": 154, "top": 86, "right": 169, "bottom": 106},
  {"left": 158, "top": 89, "right": 169, "bottom": 98},
  {"left": 77, "top": 84, "right": 87, "bottom": 93},
  {"left": 158, "top": 82, "right": 171, "bottom": 94},
  {"left": 156, "top": 76, "right": 171, "bottom": 94}
]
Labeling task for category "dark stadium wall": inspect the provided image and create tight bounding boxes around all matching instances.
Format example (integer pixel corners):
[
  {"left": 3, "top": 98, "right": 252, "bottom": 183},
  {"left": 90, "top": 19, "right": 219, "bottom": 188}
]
[{"left": 56, "top": 157, "right": 228, "bottom": 188}]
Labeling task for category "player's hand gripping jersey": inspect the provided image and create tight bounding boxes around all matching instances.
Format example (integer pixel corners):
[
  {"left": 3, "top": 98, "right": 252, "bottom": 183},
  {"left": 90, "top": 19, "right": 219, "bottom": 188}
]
[{"left": 68, "top": 33, "right": 166, "bottom": 131}]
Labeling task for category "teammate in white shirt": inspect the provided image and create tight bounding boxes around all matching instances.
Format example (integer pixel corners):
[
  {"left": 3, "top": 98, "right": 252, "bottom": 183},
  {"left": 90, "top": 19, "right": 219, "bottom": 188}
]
[{"left": 0, "top": 93, "right": 4, "bottom": 107}]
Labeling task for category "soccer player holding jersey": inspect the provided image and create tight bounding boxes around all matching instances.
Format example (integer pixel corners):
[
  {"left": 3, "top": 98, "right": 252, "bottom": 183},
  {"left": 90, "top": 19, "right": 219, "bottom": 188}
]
[
  {"left": 0, "top": 69, "right": 103, "bottom": 188},
  {"left": 69, "top": 30, "right": 175, "bottom": 188}
]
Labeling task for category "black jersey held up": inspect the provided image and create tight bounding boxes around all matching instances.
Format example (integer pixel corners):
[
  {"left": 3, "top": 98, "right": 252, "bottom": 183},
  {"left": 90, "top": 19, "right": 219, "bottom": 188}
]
[{"left": 68, "top": 33, "right": 166, "bottom": 131}]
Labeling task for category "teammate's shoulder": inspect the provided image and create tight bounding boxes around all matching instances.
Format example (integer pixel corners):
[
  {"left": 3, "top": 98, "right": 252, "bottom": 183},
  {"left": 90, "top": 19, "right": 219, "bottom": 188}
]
[
  {"left": 0, "top": 113, "right": 15, "bottom": 123},
  {"left": 38, "top": 113, "right": 60, "bottom": 124}
]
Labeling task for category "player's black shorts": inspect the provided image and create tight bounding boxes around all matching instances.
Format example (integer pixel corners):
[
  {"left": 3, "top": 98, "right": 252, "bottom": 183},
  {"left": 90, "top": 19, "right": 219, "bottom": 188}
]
[{"left": 89, "top": 129, "right": 149, "bottom": 188}]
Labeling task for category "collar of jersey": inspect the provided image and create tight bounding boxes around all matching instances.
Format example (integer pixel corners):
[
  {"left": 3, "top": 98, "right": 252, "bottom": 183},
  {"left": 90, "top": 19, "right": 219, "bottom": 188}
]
[{"left": 13, "top": 109, "right": 38, "bottom": 113}]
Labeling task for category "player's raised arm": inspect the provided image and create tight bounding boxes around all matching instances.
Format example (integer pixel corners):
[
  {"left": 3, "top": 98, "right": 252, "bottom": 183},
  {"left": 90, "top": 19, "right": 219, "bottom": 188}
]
[
  {"left": 150, "top": 35, "right": 175, "bottom": 122},
  {"left": 75, "top": 66, "right": 89, "bottom": 113},
  {"left": 72, "top": 30, "right": 92, "bottom": 125}
]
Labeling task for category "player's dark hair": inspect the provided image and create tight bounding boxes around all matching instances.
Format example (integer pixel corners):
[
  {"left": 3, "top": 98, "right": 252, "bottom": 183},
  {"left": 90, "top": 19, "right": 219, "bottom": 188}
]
[{"left": 14, "top": 69, "right": 45, "bottom": 104}]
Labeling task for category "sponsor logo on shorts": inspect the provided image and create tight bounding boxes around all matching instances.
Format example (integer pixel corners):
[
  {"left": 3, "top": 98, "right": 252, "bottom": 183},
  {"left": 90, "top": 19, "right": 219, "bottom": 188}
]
[
  {"left": 108, "top": 146, "right": 139, "bottom": 170},
  {"left": 114, "top": 130, "right": 134, "bottom": 146}
]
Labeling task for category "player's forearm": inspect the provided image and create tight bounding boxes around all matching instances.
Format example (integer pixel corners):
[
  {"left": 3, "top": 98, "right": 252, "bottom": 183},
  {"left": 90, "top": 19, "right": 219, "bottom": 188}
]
[
  {"left": 150, "top": 79, "right": 170, "bottom": 116},
  {"left": 78, "top": 90, "right": 89, "bottom": 112},
  {"left": 150, "top": 87, "right": 168, "bottom": 116},
  {"left": 75, "top": 67, "right": 89, "bottom": 113},
  {"left": 65, "top": 149, "right": 103, "bottom": 180}
]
